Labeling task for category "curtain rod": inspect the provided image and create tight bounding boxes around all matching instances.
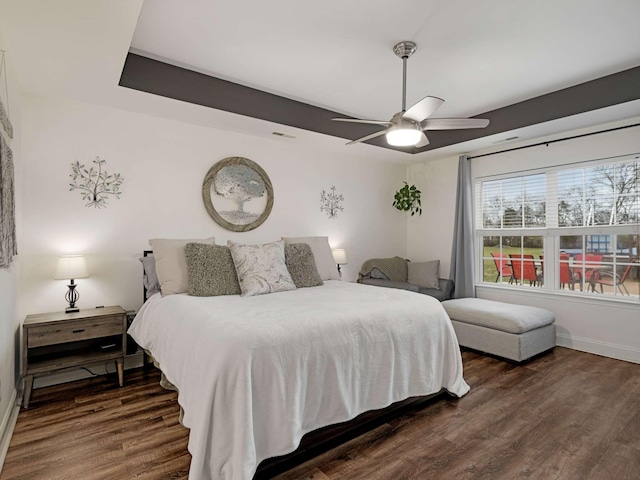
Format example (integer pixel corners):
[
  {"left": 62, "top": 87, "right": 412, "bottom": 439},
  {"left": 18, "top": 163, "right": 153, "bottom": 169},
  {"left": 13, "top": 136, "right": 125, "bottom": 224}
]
[{"left": 468, "top": 122, "right": 640, "bottom": 160}]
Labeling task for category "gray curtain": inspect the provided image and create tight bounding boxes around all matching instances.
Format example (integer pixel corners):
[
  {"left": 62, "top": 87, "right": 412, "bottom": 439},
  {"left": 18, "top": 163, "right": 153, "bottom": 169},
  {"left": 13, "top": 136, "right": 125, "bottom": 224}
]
[{"left": 450, "top": 155, "right": 474, "bottom": 298}]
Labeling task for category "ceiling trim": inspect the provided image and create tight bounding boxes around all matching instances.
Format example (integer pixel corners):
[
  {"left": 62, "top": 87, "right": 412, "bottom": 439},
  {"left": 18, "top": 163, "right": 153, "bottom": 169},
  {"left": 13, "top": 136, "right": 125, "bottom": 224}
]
[
  {"left": 119, "top": 53, "right": 640, "bottom": 154},
  {"left": 416, "top": 65, "right": 640, "bottom": 152}
]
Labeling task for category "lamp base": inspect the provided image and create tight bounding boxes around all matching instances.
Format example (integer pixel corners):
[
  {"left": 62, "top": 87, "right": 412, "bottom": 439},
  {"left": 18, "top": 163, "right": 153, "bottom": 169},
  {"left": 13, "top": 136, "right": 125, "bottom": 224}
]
[{"left": 65, "top": 280, "right": 80, "bottom": 314}]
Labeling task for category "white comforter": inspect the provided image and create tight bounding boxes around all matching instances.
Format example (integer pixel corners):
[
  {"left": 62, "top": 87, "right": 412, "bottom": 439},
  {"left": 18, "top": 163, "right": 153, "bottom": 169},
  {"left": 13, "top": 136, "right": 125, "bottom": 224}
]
[{"left": 128, "top": 281, "right": 469, "bottom": 480}]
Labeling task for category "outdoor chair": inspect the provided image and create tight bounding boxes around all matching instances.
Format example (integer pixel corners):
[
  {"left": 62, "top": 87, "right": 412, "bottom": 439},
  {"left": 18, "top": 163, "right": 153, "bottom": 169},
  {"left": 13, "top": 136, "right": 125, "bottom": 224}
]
[
  {"left": 574, "top": 253, "right": 603, "bottom": 283},
  {"left": 589, "top": 258, "right": 638, "bottom": 295},
  {"left": 509, "top": 254, "right": 539, "bottom": 286},
  {"left": 491, "top": 252, "right": 513, "bottom": 283},
  {"left": 559, "top": 253, "right": 579, "bottom": 290}
]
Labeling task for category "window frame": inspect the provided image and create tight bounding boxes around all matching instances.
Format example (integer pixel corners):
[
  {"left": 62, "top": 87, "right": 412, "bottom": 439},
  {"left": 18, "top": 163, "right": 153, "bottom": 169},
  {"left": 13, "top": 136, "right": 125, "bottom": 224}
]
[{"left": 474, "top": 154, "right": 640, "bottom": 303}]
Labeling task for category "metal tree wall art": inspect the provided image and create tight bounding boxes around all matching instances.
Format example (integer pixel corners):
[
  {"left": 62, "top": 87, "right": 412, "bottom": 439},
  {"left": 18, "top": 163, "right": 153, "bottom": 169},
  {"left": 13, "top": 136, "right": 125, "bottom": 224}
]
[
  {"left": 202, "top": 156, "right": 274, "bottom": 232},
  {"left": 69, "top": 156, "right": 123, "bottom": 208},
  {"left": 320, "top": 185, "right": 344, "bottom": 219}
]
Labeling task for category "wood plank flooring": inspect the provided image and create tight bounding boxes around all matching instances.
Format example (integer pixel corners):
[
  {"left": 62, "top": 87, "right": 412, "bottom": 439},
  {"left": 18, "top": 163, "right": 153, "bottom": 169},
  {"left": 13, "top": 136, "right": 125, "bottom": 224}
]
[{"left": 2, "top": 347, "right": 639, "bottom": 479}]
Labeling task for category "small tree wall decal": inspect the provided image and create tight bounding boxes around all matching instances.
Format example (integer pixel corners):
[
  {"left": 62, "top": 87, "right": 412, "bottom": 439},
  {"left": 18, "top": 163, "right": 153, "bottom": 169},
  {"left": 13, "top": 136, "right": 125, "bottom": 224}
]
[
  {"left": 320, "top": 185, "right": 344, "bottom": 219},
  {"left": 69, "top": 156, "right": 124, "bottom": 208}
]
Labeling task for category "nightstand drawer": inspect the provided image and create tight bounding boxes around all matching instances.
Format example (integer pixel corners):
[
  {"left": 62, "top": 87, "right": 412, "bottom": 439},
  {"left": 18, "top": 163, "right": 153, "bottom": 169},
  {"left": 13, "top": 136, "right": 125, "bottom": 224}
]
[{"left": 28, "top": 316, "right": 123, "bottom": 348}]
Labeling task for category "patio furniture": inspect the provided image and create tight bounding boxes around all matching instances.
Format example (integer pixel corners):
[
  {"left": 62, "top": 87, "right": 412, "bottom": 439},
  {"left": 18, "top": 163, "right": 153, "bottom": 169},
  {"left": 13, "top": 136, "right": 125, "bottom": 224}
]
[
  {"left": 491, "top": 252, "right": 513, "bottom": 283},
  {"left": 509, "top": 254, "right": 540, "bottom": 286},
  {"left": 559, "top": 253, "right": 580, "bottom": 290},
  {"left": 574, "top": 253, "right": 603, "bottom": 283},
  {"left": 589, "top": 258, "right": 638, "bottom": 295}
]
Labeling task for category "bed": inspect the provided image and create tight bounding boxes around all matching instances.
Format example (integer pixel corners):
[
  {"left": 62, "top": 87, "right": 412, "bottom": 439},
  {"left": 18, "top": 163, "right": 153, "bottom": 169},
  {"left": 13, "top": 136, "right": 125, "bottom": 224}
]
[
  {"left": 128, "top": 277, "right": 469, "bottom": 480},
  {"left": 131, "top": 240, "right": 469, "bottom": 478}
]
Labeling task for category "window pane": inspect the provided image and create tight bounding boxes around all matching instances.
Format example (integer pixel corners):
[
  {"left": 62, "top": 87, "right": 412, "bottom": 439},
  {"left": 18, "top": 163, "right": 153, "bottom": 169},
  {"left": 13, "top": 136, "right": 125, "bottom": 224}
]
[
  {"left": 482, "top": 180, "right": 501, "bottom": 228},
  {"left": 480, "top": 174, "right": 546, "bottom": 230},
  {"left": 481, "top": 236, "right": 544, "bottom": 285},
  {"left": 523, "top": 174, "right": 546, "bottom": 227},
  {"left": 557, "top": 160, "right": 639, "bottom": 227},
  {"left": 558, "top": 169, "right": 585, "bottom": 227},
  {"left": 502, "top": 177, "right": 523, "bottom": 228}
]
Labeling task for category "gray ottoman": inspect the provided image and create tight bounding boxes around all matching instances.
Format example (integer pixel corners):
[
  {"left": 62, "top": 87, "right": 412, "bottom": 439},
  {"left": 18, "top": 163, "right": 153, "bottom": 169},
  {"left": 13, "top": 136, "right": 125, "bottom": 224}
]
[{"left": 442, "top": 298, "right": 556, "bottom": 362}]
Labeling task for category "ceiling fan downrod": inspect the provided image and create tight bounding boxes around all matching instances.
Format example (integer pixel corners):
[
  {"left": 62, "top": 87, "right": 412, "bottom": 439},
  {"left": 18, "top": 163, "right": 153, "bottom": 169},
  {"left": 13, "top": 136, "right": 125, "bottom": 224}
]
[{"left": 393, "top": 41, "right": 417, "bottom": 112}]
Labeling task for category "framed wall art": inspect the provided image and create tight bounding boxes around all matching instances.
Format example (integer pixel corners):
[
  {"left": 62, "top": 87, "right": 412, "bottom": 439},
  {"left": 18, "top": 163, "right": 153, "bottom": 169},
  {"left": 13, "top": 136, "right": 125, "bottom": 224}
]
[{"left": 202, "top": 156, "right": 273, "bottom": 232}]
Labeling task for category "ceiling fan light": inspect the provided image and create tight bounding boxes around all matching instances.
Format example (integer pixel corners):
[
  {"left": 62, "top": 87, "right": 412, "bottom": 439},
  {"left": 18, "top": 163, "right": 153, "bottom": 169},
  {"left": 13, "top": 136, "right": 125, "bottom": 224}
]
[{"left": 386, "top": 127, "right": 422, "bottom": 146}]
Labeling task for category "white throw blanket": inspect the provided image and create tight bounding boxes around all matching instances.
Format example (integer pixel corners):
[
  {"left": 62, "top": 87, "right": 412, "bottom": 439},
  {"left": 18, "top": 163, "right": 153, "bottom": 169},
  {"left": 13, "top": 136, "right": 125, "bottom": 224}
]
[{"left": 129, "top": 281, "right": 469, "bottom": 480}]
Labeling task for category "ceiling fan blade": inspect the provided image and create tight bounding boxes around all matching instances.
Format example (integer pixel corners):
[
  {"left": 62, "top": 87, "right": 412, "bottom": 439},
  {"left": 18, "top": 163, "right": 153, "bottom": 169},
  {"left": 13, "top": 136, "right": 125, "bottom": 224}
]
[
  {"left": 332, "top": 118, "right": 393, "bottom": 126},
  {"left": 415, "top": 132, "right": 430, "bottom": 148},
  {"left": 421, "top": 118, "right": 490, "bottom": 130},
  {"left": 402, "top": 96, "right": 444, "bottom": 122},
  {"left": 346, "top": 128, "right": 389, "bottom": 145}
]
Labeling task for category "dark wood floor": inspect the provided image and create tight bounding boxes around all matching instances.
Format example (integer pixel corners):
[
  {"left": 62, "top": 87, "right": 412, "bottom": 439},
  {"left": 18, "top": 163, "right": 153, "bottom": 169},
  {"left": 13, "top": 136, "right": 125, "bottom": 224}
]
[{"left": 2, "top": 347, "right": 639, "bottom": 479}]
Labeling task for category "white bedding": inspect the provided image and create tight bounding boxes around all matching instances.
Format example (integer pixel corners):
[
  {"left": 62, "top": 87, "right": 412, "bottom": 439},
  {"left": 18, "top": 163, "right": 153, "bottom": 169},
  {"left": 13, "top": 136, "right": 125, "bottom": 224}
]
[{"left": 128, "top": 280, "right": 469, "bottom": 480}]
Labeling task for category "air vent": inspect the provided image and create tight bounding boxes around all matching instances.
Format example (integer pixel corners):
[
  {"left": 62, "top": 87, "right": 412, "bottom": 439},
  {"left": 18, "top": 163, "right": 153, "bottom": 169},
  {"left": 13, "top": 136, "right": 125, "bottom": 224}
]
[
  {"left": 272, "top": 132, "right": 296, "bottom": 139},
  {"left": 492, "top": 136, "right": 520, "bottom": 144}
]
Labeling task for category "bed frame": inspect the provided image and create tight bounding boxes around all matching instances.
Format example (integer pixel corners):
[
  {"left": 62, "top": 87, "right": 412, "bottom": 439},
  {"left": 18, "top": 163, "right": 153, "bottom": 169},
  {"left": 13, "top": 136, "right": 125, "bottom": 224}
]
[{"left": 139, "top": 249, "right": 445, "bottom": 478}]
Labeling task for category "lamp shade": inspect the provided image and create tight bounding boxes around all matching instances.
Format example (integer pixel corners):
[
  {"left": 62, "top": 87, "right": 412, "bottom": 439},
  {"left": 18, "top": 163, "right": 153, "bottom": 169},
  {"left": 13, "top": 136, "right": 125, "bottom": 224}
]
[
  {"left": 54, "top": 255, "right": 89, "bottom": 280},
  {"left": 332, "top": 249, "right": 348, "bottom": 265}
]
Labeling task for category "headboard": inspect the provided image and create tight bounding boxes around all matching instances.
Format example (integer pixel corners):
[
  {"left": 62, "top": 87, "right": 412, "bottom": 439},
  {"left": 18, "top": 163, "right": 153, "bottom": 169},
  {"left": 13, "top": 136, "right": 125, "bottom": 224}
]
[{"left": 143, "top": 250, "right": 153, "bottom": 304}]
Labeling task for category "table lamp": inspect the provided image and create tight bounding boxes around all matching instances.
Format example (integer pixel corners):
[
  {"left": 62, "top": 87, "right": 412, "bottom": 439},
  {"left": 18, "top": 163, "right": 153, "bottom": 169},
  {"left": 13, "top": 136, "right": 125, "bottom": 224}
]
[
  {"left": 54, "top": 255, "right": 89, "bottom": 313},
  {"left": 332, "top": 249, "right": 348, "bottom": 277}
]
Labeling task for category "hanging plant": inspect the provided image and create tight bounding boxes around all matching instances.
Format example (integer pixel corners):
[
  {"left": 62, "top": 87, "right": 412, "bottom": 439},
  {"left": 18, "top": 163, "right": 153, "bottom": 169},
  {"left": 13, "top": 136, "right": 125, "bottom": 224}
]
[{"left": 393, "top": 182, "right": 422, "bottom": 216}]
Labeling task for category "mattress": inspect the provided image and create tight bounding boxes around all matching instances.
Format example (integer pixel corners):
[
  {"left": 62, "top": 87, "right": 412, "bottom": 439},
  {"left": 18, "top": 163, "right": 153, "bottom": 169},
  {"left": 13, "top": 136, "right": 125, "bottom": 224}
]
[{"left": 128, "top": 280, "right": 469, "bottom": 479}]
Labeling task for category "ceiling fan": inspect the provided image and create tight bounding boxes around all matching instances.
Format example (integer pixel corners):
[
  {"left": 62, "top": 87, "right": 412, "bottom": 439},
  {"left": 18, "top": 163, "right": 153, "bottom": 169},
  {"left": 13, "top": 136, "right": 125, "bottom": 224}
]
[{"left": 333, "top": 41, "right": 490, "bottom": 148}]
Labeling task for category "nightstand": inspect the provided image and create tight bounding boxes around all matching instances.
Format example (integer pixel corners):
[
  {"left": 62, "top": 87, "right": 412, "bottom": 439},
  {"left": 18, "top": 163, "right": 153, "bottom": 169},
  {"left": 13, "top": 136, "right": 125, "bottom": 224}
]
[{"left": 22, "top": 305, "right": 127, "bottom": 408}]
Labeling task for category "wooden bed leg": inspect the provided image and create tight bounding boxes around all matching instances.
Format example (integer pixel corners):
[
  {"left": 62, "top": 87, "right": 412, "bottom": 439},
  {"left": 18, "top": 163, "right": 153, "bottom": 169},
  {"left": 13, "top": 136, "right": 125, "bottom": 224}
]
[{"left": 117, "top": 358, "right": 124, "bottom": 386}]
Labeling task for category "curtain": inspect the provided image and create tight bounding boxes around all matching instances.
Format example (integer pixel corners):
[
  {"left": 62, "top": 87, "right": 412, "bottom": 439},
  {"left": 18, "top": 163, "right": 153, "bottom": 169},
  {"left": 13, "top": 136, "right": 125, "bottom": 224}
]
[{"left": 450, "top": 155, "right": 474, "bottom": 298}]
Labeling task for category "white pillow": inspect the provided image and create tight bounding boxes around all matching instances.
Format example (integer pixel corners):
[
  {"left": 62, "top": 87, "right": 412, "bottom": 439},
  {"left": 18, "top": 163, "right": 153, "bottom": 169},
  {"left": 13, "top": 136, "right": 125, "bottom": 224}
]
[
  {"left": 282, "top": 236, "right": 340, "bottom": 281},
  {"left": 227, "top": 240, "right": 297, "bottom": 297},
  {"left": 408, "top": 260, "right": 440, "bottom": 289},
  {"left": 149, "top": 237, "right": 215, "bottom": 295}
]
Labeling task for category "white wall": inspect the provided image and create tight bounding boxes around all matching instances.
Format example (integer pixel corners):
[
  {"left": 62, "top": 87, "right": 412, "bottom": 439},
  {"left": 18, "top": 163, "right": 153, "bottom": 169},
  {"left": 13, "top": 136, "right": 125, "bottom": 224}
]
[
  {"left": 408, "top": 119, "right": 640, "bottom": 364},
  {"left": 0, "top": 30, "right": 22, "bottom": 463},
  {"left": 19, "top": 94, "right": 408, "bottom": 318}
]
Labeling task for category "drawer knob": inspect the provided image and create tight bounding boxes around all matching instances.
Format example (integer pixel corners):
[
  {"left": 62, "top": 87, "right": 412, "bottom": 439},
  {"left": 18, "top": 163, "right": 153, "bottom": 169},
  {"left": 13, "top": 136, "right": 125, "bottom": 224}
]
[{"left": 72, "top": 329, "right": 85, "bottom": 334}]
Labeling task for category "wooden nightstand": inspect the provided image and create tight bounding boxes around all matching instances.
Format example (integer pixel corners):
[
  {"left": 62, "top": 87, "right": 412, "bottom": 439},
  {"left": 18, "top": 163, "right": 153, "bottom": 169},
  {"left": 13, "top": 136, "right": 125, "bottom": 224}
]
[{"left": 22, "top": 305, "right": 127, "bottom": 408}]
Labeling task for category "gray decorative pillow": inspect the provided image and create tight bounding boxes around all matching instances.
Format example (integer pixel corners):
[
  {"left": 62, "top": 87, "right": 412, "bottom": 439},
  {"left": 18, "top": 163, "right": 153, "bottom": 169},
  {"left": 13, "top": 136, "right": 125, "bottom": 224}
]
[
  {"left": 284, "top": 243, "right": 324, "bottom": 288},
  {"left": 139, "top": 255, "right": 160, "bottom": 292},
  {"left": 281, "top": 236, "right": 340, "bottom": 281},
  {"left": 185, "top": 243, "right": 241, "bottom": 297},
  {"left": 228, "top": 240, "right": 297, "bottom": 297},
  {"left": 408, "top": 260, "right": 440, "bottom": 289}
]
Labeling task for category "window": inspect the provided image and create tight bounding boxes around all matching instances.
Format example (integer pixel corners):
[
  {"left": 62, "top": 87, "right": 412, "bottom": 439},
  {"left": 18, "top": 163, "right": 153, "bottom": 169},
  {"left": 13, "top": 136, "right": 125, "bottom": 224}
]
[{"left": 476, "top": 154, "right": 640, "bottom": 301}]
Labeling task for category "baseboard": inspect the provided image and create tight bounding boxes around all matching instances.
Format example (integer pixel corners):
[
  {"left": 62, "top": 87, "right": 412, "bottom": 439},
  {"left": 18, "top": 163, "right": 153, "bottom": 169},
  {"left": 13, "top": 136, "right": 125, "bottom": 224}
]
[
  {"left": 0, "top": 387, "right": 19, "bottom": 474},
  {"left": 556, "top": 334, "right": 640, "bottom": 364},
  {"left": 34, "top": 352, "right": 144, "bottom": 389}
]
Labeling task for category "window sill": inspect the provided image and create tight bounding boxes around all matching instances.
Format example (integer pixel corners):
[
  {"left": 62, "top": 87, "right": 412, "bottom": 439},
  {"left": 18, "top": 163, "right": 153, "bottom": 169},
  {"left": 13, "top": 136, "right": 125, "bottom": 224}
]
[{"left": 475, "top": 283, "right": 640, "bottom": 310}]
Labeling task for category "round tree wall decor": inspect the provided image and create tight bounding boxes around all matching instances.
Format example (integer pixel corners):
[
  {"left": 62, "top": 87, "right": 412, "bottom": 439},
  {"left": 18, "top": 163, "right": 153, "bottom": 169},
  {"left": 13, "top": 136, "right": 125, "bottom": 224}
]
[{"left": 202, "top": 157, "right": 273, "bottom": 232}]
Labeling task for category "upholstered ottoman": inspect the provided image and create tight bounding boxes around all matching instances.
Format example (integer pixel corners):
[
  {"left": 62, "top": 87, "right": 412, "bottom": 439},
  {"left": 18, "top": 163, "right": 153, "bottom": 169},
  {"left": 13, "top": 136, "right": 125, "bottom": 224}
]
[{"left": 442, "top": 298, "right": 556, "bottom": 362}]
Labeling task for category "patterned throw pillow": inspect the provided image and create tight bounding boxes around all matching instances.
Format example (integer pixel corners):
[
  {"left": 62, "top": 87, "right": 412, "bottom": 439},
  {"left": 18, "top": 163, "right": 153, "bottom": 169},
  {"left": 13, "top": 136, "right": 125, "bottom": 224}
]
[
  {"left": 185, "top": 243, "right": 241, "bottom": 296},
  {"left": 284, "top": 243, "right": 324, "bottom": 288},
  {"left": 228, "top": 240, "right": 297, "bottom": 297}
]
